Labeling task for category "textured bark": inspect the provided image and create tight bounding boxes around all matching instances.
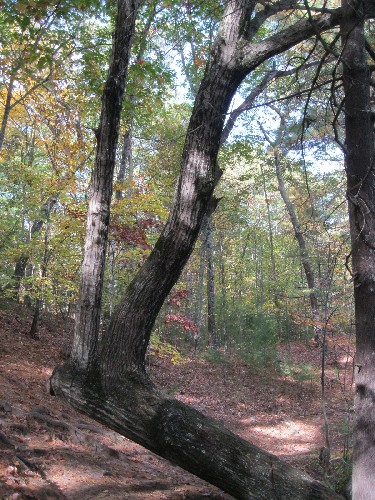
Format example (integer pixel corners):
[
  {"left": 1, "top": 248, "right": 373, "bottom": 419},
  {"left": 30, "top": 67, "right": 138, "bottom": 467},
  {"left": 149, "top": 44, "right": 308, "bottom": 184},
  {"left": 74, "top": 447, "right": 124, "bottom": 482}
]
[
  {"left": 99, "top": 0, "right": 251, "bottom": 379},
  {"left": 52, "top": 2, "right": 347, "bottom": 497},
  {"left": 51, "top": 364, "right": 342, "bottom": 500},
  {"left": 341, "top": 1, "right": 375, "bottom": 497},
  {"left": 99, "top": 1, "right": 342, "bottom": 382},
  {"left": 70, "top": 0, "right": 139, "bottom": 370}
]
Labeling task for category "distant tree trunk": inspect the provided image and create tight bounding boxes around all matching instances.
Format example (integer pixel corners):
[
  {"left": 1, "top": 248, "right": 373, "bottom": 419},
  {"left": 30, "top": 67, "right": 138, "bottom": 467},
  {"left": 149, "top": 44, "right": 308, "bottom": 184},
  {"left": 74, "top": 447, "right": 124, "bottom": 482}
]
[
  {"left": 70, "top": 0, "right": 139, "bottom": 371},
  {"left": 0, "top": 74, "right": 15, "bottom": 151},
  {"left": 13, "top": 196, "right": 57, "bottom": 301},
  {"left": 30, "top": 221, "right": 50, "bottom": 339},
  {"left": 275, "top": 152, "right": 318, "bottom": 312},
  {"left": 341, "top": 1, "right": 375, "bottom": 497},
  {"left": 217, "top": 230, "right": 228, "bottom": 348},
  {"left": 206, "top": 216, "right": 218, "bottom": 349},
  {"left": 14, "top": 255, "right": 28, "bottom": 303},
  {"left": 116, "top": 128, "right": 133, "bottom": 200},
  {"left": 260, "top": 163, "right": 282, "bottom": 338},
  {"left": 195, "top": 232, "right": 206, "bottom": 351},
  {"left": 115, "top": 4, "right": 155, "bottom": 201},
  {"left": 260, "top": 116, "right": 320, "bottom": 321}
]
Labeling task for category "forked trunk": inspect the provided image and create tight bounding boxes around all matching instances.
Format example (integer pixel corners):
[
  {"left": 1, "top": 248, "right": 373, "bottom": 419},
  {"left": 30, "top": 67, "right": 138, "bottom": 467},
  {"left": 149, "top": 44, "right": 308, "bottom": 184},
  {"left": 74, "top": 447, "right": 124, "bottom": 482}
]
[{"left": 52, "top": 2, "right": 345, "bottom": 497}]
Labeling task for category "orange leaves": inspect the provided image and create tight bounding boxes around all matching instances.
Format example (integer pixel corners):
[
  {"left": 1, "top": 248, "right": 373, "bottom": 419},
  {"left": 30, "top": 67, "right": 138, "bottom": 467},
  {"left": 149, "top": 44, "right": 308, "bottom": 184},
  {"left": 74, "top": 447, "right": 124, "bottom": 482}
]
[{"left": 193, "top": 57, "right": 206, "bottom": 68}]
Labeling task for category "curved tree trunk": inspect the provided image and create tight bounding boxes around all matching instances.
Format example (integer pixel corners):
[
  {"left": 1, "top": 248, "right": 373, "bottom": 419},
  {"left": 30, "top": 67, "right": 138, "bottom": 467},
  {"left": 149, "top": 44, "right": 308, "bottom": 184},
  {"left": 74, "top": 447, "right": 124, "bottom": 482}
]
[
  {"left": 98, "top": 1, "right": 341, "bottom": 380},
  {"left": 52, "top": 2, "right": 344, "bottom": 497}
]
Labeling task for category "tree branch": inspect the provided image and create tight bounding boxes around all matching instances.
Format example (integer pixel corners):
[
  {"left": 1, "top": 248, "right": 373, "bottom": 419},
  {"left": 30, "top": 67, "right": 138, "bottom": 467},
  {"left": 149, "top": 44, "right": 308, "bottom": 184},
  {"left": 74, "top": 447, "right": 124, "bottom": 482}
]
[{"left": 238, "top": 8, "right": 341, "bottom": 72}]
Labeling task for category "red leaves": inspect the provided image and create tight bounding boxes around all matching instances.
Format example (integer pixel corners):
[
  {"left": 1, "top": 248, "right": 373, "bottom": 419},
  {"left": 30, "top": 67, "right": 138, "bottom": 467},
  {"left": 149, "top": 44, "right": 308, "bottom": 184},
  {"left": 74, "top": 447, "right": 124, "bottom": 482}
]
[
  {"left": 167, "top": 289, "right": 188, "bottom": 307},
  {"left": 166, "top": 313, "right": 198, "bottom": 334},
  {"left": 110, "top": 215, "right": 160, "bottom": 250},
  {"left": 166, "top": 290, "right": 198, "bottom": 333},
  {"left": 62, "top": 204, "right": 86, "bottom": 220},
  {"left": 111, "top": 222, "right": 150, "bottom": 250}
]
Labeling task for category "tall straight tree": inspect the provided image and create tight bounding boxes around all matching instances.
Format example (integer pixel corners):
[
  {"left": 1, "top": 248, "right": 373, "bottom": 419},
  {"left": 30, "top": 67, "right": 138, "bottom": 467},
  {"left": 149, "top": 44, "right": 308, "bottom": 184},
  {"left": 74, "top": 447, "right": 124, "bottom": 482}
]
[
  {"left": 52, "top": 1, "right": 344, "bottom": 497},
  {"left": 341, "top": 0, "right": 375, "bottom": 497},
  {"left": 70, "top": 0, "right": 139, "bottom": 370}
]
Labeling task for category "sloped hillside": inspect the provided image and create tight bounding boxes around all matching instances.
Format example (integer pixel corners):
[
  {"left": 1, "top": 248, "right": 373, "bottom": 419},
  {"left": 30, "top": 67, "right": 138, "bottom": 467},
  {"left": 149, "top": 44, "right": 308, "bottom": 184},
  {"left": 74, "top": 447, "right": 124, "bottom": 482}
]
[{"left": 0, "top": 302, "right": 353, "bottom": 498}]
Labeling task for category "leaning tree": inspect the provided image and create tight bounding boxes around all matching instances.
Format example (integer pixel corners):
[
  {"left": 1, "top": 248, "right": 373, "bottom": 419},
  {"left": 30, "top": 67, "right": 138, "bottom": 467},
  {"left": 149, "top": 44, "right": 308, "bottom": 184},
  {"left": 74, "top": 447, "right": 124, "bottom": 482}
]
[{"left": 50, "top": 0, "right": 375, "bottom": 497}]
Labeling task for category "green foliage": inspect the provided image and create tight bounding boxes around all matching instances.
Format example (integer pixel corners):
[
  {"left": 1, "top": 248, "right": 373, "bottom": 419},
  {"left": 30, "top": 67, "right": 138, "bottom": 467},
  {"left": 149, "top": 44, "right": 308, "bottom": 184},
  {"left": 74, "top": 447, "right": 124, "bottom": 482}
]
[
  {"left": 149, "top": 332, "right": 184, "bottom": 365},
  {"left": 203, "top": 348, "right": 226, "bottom": 365},
  {"left": 226, "top": 308, "right": 279, "bottom": 368},
  {"left": 278, "top": 360, "right": 317, "bottom": 383},
  {"left": 0, "top": 0, "right": 353, "bottom": 374},
  {"left": 327, "top": 459, "right": 352, "bottom": 498},
  {"left": 241, "top": 313, "right": 279, "bottom": 367},
  {"left": 166, "top": 383, "right": 181, "bottom": 396}
]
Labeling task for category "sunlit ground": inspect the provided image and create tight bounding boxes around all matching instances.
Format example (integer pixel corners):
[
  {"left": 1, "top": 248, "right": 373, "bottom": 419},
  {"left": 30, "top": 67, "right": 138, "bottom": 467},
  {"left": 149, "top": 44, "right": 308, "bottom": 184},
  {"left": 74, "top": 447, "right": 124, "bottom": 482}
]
[{"left": 240, "top": 417, "right": 323, "bottom": 456}]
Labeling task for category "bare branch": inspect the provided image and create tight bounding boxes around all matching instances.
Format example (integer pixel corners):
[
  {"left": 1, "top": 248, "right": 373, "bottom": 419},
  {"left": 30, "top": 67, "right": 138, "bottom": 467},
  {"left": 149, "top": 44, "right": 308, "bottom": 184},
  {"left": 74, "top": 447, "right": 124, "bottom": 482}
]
[{"left": 238, "top": 8, "right": 342, "bottom": 72}]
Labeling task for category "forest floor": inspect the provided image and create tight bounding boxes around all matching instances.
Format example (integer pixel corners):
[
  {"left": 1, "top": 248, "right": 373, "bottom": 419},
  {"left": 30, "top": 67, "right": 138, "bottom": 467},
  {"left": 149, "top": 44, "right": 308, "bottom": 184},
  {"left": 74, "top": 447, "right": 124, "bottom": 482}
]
[{"left": 0, "top": 301, "right": 354, "bottom": 499}]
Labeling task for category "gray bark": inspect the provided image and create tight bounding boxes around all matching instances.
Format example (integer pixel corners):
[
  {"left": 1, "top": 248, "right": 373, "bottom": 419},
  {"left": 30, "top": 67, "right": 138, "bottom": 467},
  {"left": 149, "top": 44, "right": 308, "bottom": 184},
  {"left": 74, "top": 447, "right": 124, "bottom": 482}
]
[
  {"left": 98, "top": 1, "right": 342, "bottom": 379},
  {"left": 51, "top": 365, "right": 342, "bottom": 500},
  {"left": 52, "top": 2, "right": 345, "bottom": 497},
  {"left": 341, "top": 1, "right": 375, "bottom": 497},
  {"left": 116, "top": 128, "right": 133, "bottom": 200},
  {"left": 70, "top": 0, "right": 139, "bottom": 370},
  {"left": 274, "top": 152, "right": 319, "bottom": 313}
]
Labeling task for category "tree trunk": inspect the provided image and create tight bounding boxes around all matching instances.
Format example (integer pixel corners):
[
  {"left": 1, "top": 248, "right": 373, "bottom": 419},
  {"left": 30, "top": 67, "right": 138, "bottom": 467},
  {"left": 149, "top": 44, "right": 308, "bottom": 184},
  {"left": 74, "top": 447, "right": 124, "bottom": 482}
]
[
  {"left": 99, "top": 0, "right": 253, "bottom": 378},
  {"left": 52, "top": 2, "right": 345, "bottom": 497},
  {"left": 195, "top": 231, "right": 206, "bottom": 351},
  {"left": 70, "top": 0, "right": 139, "bottom": 371},
  {"left": 273, "top": 151, "right": 326, "bottom": 347},
  {"left": 97, "top": 1, "right": 342, "bottom": 379},
  {"left": 116, "top": 128, "right": 133, "bottom": 200},
  {"left": 51, "top": 364, "right": 342, "bottom": 500},
  {"left": 217, "top": 230, "right": 228, "bottom": 348},
  {"left": 13, "top": 196, "right": 57, "bottom": 301},
  {"left": 341, "top": 1, "right": 375, "bottom": 497},
  {"left": 206, "top": 216, "right": 218, "bottom": 349},
  {"left": 275, "top": 153, "right": 319, "bottom": 313},
  {"left": 0, "top": 75, "right": 15, "bottom": 151},
  {"left": 30, "top": 221, "right": 50, "bottom": 339},
  {"left": 260, "top": 163, "right": 282, "bottom": 339}
]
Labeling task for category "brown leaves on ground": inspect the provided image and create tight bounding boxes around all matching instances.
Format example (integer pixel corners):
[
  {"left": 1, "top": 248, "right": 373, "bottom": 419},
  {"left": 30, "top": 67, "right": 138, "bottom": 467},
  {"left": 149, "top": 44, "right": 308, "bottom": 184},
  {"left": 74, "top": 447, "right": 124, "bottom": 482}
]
[{"left": 0, "top": 301, "right": 354, "bottom": 499}]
